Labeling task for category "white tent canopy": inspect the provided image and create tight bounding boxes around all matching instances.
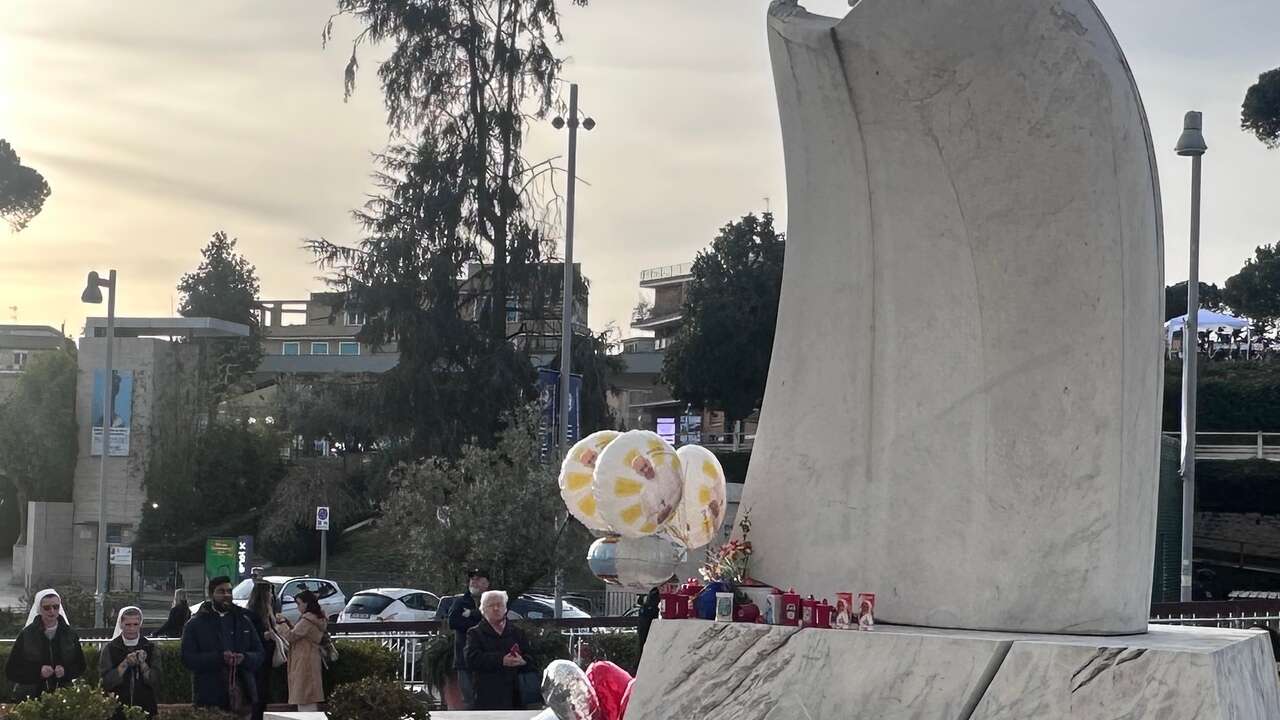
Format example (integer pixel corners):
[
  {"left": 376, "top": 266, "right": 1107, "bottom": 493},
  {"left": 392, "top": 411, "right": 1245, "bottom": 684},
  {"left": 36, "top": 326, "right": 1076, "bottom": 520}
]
[{"left": 1164, "top": 309, "right": 1250, "bottom": 343}]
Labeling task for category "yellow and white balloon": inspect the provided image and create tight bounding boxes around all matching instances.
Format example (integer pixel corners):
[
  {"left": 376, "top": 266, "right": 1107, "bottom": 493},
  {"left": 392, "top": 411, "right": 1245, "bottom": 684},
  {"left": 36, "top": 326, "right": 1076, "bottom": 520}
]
[
  {"left": 558, "top": 430, "right": 620, "bottom": 534},
  {"left": 557, "top": 429, "right": 728, "bottom": 588}
]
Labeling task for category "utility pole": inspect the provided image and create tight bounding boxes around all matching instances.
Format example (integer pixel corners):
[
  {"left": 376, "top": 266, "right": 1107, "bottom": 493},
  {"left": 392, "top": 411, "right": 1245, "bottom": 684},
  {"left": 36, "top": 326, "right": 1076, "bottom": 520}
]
[
  {"left": 552, "top": 83, "right": 594, "bottom": 619},
  {"left": 1175, "top": 111, "right": 1207, "bottom": 603}
]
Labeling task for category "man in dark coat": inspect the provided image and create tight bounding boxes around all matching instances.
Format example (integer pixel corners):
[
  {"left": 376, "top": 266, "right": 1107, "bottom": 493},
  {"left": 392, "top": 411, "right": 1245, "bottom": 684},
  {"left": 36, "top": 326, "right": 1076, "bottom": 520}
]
[
  {"left": 447, "top": 568, "right": 489, "bottom": 708},
  {"left": 180, "top": 576, "right": 264, "bottom": 717},
  {"left": 464, "top": 590, "right": 533, "bottom": 710}
]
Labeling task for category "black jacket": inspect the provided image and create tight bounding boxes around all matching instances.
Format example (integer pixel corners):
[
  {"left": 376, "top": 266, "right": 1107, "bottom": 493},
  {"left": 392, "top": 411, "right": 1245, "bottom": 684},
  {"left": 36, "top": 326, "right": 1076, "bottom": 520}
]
[
  {"left": 180, "top": 601, "right": 265, "bottom": 710},
  {"left": 155, "top": 604, "right": 191, "bottom": 638},
  {"left": 447, "top": 591, "right": 482, "bottom": 668},
  {"left": 464, "top": 620, "right": 532, "bottom": 710},
  {"left": 100, "top": 635, "right": 160, "bottom": 719},
  {"left": 4, "top": 619, "right": 86, "bottom": 700}
]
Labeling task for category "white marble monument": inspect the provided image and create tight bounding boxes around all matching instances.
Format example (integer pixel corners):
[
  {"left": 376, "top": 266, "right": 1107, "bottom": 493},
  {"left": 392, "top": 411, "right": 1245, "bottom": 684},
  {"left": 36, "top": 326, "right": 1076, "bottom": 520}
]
[
  {"left": 741, "top": 0, "right": 1163, "bottom": 635},
  {"left": 621, "top": 1, "right": 1280, "bottom": 717},
  {"left": 626, "top": 621, "right": 1280, "bottom": 719}
]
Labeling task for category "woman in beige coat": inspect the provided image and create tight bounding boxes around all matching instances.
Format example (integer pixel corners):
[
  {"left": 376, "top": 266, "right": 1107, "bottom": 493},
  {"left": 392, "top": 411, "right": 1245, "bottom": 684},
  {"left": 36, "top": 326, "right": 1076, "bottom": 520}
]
[{"left": 276, "top": 590, "right": 327, "bottom": 711}]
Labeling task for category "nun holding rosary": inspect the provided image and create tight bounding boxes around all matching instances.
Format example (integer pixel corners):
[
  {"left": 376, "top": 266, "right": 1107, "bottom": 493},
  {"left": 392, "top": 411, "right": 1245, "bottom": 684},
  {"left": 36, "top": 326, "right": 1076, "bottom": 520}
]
[
  {"left": 100, "top": 606, "right": 161, "bottom": 719},
  {"left": 4, "top": 588, "right": 87, "bottom": 700}
]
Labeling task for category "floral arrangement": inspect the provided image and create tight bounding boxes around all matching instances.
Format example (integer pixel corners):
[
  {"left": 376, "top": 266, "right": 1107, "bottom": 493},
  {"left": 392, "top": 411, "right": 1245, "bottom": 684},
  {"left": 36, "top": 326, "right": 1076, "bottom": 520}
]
[{"left": 700, "top": 509, "right": 752, "bottom": 584}]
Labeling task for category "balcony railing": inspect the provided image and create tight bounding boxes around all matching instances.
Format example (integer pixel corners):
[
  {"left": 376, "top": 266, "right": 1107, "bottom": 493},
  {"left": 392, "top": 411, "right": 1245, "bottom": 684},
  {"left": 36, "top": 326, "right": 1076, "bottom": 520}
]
[
  {"left": 640, "top": 263, "right": 693, "bottom": 284},
  {"left": 1162, "top": 431, "right": 1280, "bottom": 461}
]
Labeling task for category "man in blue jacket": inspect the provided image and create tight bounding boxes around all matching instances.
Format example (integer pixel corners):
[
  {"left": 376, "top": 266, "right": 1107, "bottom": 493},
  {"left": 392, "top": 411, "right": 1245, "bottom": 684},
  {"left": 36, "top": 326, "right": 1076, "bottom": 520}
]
[
  {"left": 181, "top": 576, "right": 264, "bottom": 717},
  {"left": 447, "top": 568, "right": 489, "bottom": 709}
]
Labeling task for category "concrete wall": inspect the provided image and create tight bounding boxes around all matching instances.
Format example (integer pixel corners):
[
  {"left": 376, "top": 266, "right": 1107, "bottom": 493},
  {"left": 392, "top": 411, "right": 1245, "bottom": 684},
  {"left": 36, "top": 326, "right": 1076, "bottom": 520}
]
[{"left": 24, "top": 501, "right": 74, "bottom": 591}]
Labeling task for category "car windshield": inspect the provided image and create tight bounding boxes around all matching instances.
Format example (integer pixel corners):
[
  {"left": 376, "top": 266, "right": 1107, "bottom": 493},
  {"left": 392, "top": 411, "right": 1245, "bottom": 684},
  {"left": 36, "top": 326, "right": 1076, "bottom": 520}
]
[
  {"left": 345, "top": 593, "right": 395, "bottom": 615},
  {"left": 232, "top": 579, "right": 256, "bottom": 601}
]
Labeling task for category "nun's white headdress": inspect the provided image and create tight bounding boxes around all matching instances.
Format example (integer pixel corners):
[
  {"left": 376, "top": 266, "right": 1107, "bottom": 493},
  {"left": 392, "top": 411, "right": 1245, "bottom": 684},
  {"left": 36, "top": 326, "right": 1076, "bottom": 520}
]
[
  {"left": 26, "top": 588, "right": 70, "bottom": 628},
  {"left": 112, "top": 606, "right": 144, "bottom": 641}
]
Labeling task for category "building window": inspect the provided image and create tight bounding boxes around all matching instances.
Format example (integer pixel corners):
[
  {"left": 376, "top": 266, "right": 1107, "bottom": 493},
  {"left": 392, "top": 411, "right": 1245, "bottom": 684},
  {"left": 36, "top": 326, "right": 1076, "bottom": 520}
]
[
  {"left": 282, "top": 342, "right": 300, "bottom": 356},
  {"left": 13, "top": 351, "right": 29, "bottom": 369},
  {"left": 338, "top": 342, "right": 360, "bottom": 356},
  {"left": 344, "top": 310, "right": 366, "bottom": 326},
  {"left": 311, "top": 342, "right": 330, "bottom": 355}
]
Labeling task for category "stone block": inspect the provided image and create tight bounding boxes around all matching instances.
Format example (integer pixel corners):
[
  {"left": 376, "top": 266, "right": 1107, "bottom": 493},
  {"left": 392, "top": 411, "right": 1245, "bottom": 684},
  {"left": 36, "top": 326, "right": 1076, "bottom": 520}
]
[
  {"left": 739, "top": 0, "right": 1164, "bottom": 634},
  {"left": 625, "top": 620, "right": 1280, "bottom": 720}
]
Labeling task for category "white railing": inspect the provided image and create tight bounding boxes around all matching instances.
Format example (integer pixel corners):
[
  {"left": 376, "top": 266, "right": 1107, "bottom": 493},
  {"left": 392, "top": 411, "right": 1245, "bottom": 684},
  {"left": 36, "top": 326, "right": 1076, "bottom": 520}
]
[
  {"left": 1162, "top": 431, "right": 1280, "bottom": 461},
  {"left": 639, "top": 263, "right": 693, "bottom": 284}
]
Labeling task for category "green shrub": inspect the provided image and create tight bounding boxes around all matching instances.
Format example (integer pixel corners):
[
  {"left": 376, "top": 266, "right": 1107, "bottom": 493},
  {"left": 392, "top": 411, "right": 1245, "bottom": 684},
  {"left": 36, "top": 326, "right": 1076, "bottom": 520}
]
[
  {"left": 580, "top": 633, "right": 641, "bottom": 676},
  {"left": 53, "top": 585, "right": 137, "bottom": 629},
  {"left": 7, "top": 680, "right": 146, "bottom": 720},
  {"left": 325, "top": 676, "right": 429, "bottom": 720},
  {"left": 0, "top": 607, "right": 25, "bottom": 637},
  {"left": 0, "top": 638, "right": 398, "bottom": 708},
  {"left": 323, "top": 640, "right": 400, "bottom": 694}
]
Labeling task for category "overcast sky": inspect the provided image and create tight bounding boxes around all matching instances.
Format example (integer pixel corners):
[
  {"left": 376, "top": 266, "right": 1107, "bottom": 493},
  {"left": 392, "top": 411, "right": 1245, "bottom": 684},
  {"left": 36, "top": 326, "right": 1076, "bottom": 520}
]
[{"left": 1, "top": 0, "right": 1276, "bottom": 337}]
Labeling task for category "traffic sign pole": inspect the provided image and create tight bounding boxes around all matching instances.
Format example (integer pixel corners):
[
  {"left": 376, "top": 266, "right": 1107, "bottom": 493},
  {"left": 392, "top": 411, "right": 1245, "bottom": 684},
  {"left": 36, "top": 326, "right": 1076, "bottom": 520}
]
[{"left": 316, "top": 506, "right": 331, "bottom": 577}]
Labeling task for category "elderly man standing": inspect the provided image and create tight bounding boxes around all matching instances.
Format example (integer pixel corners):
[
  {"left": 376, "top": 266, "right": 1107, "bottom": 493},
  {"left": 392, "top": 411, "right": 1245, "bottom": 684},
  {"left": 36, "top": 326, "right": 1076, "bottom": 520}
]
[
  {"left": 448, "top": 568, "right": 489, "bottom": 708},
  {"left": 464, "top": 590, "right": 532, "bottom": 710}
]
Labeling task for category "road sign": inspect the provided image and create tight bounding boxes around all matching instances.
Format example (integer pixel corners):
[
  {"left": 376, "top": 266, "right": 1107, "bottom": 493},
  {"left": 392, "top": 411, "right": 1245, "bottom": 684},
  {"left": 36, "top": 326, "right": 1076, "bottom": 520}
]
[
  {"left": 316, "top": 506, "right": 330, "bottom": 531},
  {"left": 109, "top": 546, "right": 132, "bottom": 567}
]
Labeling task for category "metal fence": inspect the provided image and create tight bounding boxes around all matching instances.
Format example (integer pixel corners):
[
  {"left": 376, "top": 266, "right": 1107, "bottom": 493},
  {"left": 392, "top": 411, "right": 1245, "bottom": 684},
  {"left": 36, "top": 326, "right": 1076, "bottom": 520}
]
[{"left": 1151, "top": 601, "right": 1280, "bottom": 633}]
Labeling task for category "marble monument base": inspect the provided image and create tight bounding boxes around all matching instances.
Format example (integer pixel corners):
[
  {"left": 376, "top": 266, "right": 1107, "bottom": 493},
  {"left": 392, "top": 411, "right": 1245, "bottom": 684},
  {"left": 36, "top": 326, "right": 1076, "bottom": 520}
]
[{"left": 626, "top": 620, "right": 1280, "bottom": 719}]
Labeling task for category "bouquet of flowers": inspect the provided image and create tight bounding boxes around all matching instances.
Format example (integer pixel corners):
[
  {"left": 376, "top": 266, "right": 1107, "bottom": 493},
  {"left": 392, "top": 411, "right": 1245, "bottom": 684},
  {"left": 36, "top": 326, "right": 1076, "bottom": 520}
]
[{"left": 699, "top": 510, "right": 752, "bottom": 584}]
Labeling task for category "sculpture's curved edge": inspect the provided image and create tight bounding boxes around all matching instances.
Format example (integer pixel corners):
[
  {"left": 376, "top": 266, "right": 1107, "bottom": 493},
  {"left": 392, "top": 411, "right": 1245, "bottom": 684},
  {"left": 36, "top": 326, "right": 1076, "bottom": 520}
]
[{"left": 750, "top": 0, "right": 1165, "bottom": 635}]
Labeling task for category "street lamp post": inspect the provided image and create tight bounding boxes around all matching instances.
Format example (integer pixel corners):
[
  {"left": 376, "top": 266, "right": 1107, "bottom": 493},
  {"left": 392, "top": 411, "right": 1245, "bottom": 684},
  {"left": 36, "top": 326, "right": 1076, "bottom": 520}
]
[
  {"left": 551, "top": 84, "right": 594, "bottom": 619},
  {"left": 1175, "top": 111, "right": 1207, "bottom": 602},
  {"left": 81, "top": 269, "right": 117, "bottom": 628}
]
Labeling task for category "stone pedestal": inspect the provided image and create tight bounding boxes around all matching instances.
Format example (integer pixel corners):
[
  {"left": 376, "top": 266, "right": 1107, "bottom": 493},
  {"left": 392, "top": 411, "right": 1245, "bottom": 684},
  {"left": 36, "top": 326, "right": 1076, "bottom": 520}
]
[{"left": 626, "top": 620, "right": 1280, "bottom": 719}]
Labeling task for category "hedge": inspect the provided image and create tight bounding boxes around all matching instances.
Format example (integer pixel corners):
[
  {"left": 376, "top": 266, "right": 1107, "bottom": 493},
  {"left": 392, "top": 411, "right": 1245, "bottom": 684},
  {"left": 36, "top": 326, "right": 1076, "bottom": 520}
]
[
  {"left": 1163, "top": 359, "right": 1280, "bottom": 432},
  {"left": 0, "top": 639, "right": 398, "bottom": 705}
]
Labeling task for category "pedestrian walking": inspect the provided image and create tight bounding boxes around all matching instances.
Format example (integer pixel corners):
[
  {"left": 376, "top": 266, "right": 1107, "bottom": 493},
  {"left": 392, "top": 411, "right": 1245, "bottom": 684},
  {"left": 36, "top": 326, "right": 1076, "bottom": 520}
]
[
  {"left": 246, "top": 581, "right": 282, "bottom": 720},
  {"left": 465, "top": 590, "right": 533, "bottom": 710},
  {"left": 100, "top": 606, "right": 160, "bottom": 719},
  {"left": 155, "top": 588, "right": 191, "bottom": 638},
  {"left": 5, "top": 588, "right": 86, "bottom": 700},
  {"left": 180, "top": 576, "right": 264, "bottom": 719},
  {"left": 447, "top": 567, "right": 489, "bottom": 708},
  {"left": 276, "top": 590, "right": 326, "bottom": 712}
]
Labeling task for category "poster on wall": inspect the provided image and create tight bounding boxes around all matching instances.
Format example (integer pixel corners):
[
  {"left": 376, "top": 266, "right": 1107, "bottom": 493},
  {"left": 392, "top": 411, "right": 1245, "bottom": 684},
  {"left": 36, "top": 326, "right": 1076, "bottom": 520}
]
[
  {"left": 90, "top": 369, "right": 134, "bottom": 457},
  {"left": 205, "top": 537, "right": 238, "bottom": 585}
]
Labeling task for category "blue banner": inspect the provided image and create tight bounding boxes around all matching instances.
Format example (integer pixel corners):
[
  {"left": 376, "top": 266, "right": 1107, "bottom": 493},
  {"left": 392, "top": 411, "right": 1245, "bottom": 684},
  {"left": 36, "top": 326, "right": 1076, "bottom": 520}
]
[{"left": 536, "top": 368, "right": 583, "bottom": 459}]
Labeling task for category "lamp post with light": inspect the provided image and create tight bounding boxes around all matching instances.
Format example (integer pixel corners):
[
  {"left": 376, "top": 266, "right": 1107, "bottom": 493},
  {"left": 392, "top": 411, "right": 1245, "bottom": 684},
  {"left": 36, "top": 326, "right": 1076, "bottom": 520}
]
[
  {"left": 81, "top": 269, "right": 117, "bottom": 627},
  {"left": 550, "top": 84, "right": 594, "bottom": 619},
  {"left": 1175, "top": 111, "right": 1207, "bottom": 603}
]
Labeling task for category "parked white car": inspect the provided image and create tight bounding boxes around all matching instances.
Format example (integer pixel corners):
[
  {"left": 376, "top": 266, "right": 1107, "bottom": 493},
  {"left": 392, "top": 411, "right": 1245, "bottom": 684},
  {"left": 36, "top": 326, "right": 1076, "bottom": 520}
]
[
  {"left": 337, "top": 588, "right": 441, "bottom": 624},
  {"left": 194, "top": 576, "right": 347, "bottom": 623}
]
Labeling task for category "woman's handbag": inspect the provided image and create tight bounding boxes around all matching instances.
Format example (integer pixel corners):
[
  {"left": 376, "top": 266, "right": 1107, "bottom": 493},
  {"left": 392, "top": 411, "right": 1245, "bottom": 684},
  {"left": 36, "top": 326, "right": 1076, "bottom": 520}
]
[
  {"left": 271, "top": 627, "right": 289, "bottom": 668},
  {"left": 518, "top": 668, "right": 542, "bottom": 708},
  {"left": 268, "top": 616, "right": 290, "bottom": 668},
  {"left": 320, "top": 631, "right": 340, "bottom": 667}
]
